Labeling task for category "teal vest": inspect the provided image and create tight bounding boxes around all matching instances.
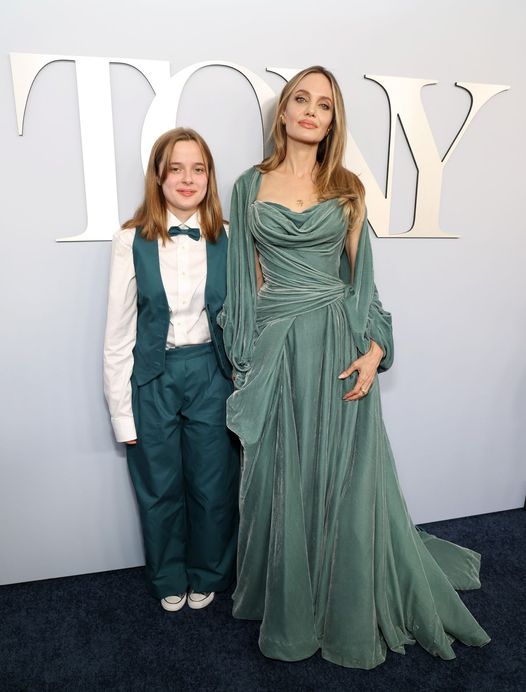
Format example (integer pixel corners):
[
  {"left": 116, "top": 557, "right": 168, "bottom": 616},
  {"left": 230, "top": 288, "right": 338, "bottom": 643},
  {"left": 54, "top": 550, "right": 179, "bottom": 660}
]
[{"left": 132, "top": 227, "right": 231, "bottom": 386}]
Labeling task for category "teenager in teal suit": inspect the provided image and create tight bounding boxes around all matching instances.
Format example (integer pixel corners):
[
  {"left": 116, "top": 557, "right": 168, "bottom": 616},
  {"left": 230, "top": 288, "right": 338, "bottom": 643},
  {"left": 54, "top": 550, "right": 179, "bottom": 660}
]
[{"left": 104, "top": 128, "right": 238, "bottom": 612}]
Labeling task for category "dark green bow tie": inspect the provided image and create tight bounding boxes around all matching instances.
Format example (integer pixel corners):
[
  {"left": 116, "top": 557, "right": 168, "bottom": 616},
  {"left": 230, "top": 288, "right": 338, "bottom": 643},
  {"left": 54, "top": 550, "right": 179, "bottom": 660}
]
[{"left": 168, "top": 226, "right": 200, "bottom": 241}]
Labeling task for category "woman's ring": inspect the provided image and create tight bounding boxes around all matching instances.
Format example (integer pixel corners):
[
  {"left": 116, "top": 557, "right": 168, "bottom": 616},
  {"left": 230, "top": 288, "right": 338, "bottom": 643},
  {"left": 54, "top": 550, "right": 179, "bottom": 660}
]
[{"left": 360, "top": 387, "right": 368, "bottom": 395}]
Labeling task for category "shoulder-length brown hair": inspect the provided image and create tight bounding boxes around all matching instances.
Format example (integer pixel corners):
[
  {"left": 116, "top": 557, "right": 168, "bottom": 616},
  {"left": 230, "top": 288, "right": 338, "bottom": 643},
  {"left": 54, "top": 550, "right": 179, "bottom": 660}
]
[
  {"left": 123, "top": 128, "right": 223, "bottom": 243},
  {"left": 259, "top": 66, "right": 365, "bottom": 234}
]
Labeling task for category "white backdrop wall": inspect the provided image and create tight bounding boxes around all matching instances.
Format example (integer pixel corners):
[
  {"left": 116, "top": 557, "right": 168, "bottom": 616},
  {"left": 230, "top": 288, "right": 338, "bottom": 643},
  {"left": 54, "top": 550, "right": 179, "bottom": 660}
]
[{"left": 1, "top": 0, "right": 524, "bottom": 585}]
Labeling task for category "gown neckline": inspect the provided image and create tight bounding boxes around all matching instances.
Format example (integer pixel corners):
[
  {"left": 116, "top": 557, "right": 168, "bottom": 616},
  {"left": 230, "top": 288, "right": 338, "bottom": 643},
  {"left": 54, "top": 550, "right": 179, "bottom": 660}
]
[
  {"left": 254, "top": 199, "right": 333, "bottom": 215},
  {"left": 250, "top": 166, "right": 334, "bottom": 215}
]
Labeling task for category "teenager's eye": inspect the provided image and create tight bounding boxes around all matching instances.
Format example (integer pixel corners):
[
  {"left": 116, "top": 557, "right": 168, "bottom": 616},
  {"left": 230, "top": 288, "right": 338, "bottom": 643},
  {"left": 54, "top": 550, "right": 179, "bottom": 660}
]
[
  {"left": 194, "top": 167, "right": 206, "bottom": 174},
  {"left": 170, "top": 166, "right": 181, "bottom": 173}
]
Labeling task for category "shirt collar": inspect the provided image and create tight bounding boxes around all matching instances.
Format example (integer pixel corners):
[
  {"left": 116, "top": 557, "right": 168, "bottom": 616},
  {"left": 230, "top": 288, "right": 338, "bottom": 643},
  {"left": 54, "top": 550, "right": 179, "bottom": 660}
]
[{"left": 167, "top": 210, "right": 200, "bottom": 230}]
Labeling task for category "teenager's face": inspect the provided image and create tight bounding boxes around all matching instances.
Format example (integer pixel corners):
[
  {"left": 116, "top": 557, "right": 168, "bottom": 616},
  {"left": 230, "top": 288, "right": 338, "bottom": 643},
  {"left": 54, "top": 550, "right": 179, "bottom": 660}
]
[
  {"left": 161, "top": 140, "right": 208, "bottom": 221},
  {"left": 282, "top": 72, "right": 334, "bottom": 145}
]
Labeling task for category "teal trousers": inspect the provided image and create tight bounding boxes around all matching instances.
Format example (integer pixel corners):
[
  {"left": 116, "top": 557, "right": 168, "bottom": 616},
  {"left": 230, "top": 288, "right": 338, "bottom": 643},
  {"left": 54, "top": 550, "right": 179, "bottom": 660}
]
[{"left": 127, "top": 343, "right": 239, "bottom": 599}]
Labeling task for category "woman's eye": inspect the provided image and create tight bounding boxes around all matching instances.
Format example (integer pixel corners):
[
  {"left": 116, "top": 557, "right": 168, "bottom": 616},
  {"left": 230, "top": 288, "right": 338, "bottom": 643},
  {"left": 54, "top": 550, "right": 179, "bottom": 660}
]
[
  {"left": 170, "top": 167, "right": 180, "bottom": 173},
  {"left": 295, "top": 96, "right": 306, "bottom": 103},
  {"left": 320, "top": 103, "right": 331, "bottom": 111},
  {"left": 195, "top": 167, "right": 205, "bottom": 174}
]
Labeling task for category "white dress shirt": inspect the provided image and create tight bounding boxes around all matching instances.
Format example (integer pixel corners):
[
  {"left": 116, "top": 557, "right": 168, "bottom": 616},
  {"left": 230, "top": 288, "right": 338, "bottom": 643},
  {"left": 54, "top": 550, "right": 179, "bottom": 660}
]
[{"left": 103, "top": 211, "right": 210, "bottom": 443}]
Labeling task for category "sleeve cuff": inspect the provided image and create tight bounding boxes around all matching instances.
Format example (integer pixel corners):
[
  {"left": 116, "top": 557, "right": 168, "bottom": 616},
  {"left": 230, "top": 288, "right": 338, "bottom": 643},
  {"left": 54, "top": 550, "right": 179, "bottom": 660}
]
[{"left": 111, "top": 416, "right": 137, "bottom": 444}]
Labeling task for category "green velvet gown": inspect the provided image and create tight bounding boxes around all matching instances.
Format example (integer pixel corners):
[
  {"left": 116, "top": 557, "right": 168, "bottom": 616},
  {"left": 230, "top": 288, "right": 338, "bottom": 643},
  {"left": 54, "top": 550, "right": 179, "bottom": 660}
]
[{"left": 218, "top": 167, "right": 490, "bottom": 669}]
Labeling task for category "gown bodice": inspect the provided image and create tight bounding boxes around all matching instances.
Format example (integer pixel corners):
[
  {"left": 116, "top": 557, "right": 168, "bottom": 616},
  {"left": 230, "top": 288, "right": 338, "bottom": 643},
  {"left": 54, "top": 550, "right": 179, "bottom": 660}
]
[
  {"left": 248, "top": 199, "right": 350, "bottom": 328},
  {"left": 250, "top": 199, "right": 347, "bottom": 284}
]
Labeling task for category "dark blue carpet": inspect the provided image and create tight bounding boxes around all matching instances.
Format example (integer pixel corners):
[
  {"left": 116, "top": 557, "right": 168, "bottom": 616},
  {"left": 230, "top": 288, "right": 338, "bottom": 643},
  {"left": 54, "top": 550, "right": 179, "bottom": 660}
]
[{"left": 1, "top": 509, "right": 525, "bottom": 691}]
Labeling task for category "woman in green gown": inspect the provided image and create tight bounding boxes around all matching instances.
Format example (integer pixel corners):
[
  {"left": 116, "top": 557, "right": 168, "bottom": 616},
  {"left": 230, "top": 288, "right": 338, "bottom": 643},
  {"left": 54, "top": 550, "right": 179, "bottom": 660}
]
[{"left": 219, "top": 66, "right": 490, "bottom": 669}]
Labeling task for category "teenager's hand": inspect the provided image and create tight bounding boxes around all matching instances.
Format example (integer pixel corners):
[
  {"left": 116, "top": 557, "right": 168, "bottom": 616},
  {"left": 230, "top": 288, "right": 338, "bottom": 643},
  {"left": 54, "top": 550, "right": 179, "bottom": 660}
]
[{"left": 125, "top": 440, "right": 137, "bottom": 445}]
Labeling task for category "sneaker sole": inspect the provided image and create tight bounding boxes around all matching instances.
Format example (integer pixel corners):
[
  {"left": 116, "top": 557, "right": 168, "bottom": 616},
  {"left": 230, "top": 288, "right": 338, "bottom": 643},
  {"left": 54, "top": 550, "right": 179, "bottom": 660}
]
[
  {"left": 187, "top": 594, "right": 214, "bottom": 610},
  {"left": 161, "top": 595, "right": 187, "bottom": 612}
]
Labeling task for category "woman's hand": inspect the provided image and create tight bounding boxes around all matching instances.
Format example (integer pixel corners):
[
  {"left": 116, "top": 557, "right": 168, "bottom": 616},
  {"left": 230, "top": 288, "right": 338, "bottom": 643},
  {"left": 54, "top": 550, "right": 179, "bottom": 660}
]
[
  {"left": 125, "top": 440, "right": 137, "bottom": 445},
  {"left": 338, "top": 340, "right": 383, "bottom": 401}
]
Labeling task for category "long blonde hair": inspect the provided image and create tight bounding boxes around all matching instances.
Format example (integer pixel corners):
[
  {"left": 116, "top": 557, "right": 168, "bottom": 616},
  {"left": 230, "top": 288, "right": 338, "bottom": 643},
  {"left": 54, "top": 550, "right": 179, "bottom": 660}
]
[
  {"left": 259, "top": 66, "right": 365, "bottom": 234},
  {"left": 123, "top": 128, "right": 223, "bottom": 243}
]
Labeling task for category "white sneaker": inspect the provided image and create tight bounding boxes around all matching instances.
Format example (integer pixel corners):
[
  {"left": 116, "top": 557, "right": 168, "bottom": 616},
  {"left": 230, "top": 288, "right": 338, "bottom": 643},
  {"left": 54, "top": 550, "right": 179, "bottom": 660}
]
[
  {"left": 161, "top": 593, "right": 187, "bottom": 612},
  {"left": 187, "top": 591, "right": 215, "bottom": 609}
]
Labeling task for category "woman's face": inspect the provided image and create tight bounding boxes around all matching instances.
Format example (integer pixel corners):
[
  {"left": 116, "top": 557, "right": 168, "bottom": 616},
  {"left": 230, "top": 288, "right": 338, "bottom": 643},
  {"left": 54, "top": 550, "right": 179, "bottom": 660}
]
[
  {"left": 282, "top": 72, "right": 334, "bottom": 145},
  {"left": 161, "top": 140, "right": 208, "bottom": 221}
]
